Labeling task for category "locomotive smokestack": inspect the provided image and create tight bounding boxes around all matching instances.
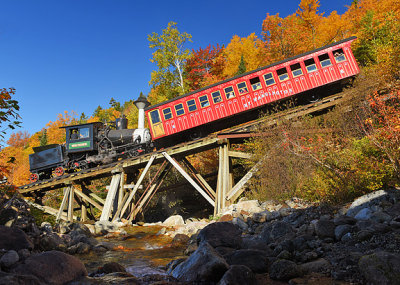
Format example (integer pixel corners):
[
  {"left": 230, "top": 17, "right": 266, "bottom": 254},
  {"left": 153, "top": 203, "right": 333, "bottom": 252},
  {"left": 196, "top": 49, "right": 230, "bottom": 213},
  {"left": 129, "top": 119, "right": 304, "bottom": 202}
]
[{"left": 134, "top": 92, "right": 150, "bottom": 129}]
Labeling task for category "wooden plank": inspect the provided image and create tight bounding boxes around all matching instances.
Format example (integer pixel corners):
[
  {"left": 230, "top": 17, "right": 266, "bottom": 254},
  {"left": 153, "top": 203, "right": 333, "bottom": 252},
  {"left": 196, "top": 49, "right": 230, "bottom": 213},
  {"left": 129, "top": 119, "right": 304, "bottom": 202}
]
[
  {"left": 100, "top": 174, "right": 121, "bottom": 221},
  {"left": 119, "top": 155, "right": 156, "bottom": 219},
  {"left": 56, "top": 186, "right": 70, "bottom": 222},
  {"left": 162, "top": 152, "right": 215, "bottom": 207}
]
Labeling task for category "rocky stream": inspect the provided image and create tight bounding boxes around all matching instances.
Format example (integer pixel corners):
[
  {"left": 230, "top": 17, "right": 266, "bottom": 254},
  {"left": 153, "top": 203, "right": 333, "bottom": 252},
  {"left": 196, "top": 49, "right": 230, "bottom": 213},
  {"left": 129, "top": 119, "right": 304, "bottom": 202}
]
[{"left": 0, "top": 188, "right": 400, "bottom": 284}]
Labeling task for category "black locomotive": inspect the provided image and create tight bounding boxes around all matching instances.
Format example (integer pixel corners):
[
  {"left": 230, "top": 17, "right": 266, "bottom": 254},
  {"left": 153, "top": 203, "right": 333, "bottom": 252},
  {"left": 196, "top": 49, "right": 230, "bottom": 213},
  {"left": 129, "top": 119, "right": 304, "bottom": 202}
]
[{"left": 28, "top": 98, "right": 152, "bottom": 183}]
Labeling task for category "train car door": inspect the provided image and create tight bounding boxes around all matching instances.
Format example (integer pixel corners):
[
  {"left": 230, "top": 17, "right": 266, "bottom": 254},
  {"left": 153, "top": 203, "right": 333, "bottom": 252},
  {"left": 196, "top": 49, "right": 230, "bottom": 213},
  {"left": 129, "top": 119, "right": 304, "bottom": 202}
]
[
  {"left": 149, "top": 109, "right": 165, "bottom": 139},
  {"left": 199, "top": 94, "right": 213, "bottom": 123},
  {"left": 318, "top": 53, "right": 336, "bottom": 84},
  {"left": 211, "top": 90, "right": 227, "bottom": 119}
]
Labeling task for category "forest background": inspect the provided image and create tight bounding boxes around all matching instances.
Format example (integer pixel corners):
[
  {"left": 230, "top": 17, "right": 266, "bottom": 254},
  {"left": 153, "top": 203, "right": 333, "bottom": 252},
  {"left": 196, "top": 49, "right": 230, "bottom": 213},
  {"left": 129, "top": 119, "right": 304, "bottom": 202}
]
[{"left": 1, "top": 0, "right": 400, "bottom": 209}]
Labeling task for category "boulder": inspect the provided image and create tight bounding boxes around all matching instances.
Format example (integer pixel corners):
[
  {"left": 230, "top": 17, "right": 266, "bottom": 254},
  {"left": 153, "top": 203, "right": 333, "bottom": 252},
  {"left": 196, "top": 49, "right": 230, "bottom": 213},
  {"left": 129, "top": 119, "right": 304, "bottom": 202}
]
[
  {"left": 231, "top": 217, "right": 248, "bottom": 232},
  {"left": 236, "top": 200, "right": 263, "bottom": 215},
  {"left": 346, "top": 190, "right": 388, "bottom": 217},
  {"left": 333, "top": 215, "right": 357, "bottom": 226},
  {"left": 218, "top": 265, "right": 257, "bottom": 285},
  {"left": 0, "top": 271, "right": 42, "bottom": 285},
  {"left": 99, "top": 262, "right": 126, "bottom": 274},
  {"left": 171, "top": 242, "right": 229, "bottom": 282},
  {"left": 261, "top": 221, "right": 295, "bottom": 243},
  {"left": 358, "top": 251, "right": 400, "bottom": 285},
  {"left": 0, "top": 225, "right": 33, "bottom": 251},
  {"left": 300, "top": 258, "right": 332, "bottom": 274},
  {"left": 0, "top": 250, "right": 19, "bottom": 268},
  {"left": 354, "top": 208, "right": 373, "bottom": 220},
  {"left": 225, "top": 249, "right": 269, "bottom": 273},
  {"left": 315, "top": 220, "right": 335, "bottom": 239},
  {"left": 12, "top": 250, "right": 87, "bottom": 285},
  {"left": 197, "top": 222, "right": 242, "bottom": 249},
  {"left": 163, "top": 215, "right": 185, "bottom": 227},
  {"left": 334, "top": 224, "right": 352, "bottom": 241},
  {"left": 269, "top": 259, "right": 302, "bottom": 281},
  {"left": 94, "top": 221, "right": 119, "bottom": 235}
]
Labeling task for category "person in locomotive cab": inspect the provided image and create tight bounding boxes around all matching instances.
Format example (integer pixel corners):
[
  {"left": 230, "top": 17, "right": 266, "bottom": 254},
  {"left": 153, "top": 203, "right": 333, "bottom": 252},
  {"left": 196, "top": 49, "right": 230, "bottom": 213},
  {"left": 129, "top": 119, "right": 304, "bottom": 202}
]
[{"left": 70, "top": 129, "right": 79, "bottom": 140}]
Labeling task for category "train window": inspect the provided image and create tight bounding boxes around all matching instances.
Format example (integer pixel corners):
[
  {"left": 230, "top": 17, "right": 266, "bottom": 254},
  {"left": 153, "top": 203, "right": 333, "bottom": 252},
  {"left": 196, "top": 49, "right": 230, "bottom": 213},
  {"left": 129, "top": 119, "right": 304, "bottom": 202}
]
[
  {"left": 333, "top": 48, "right": 346, "bottom": 63},
  {"left": 318, "top": 53, "right": 332, "bottom": 67},
  {"left": 277, "top": 67, "right": 289, "bottom": 82},
  {"left": 187, "top": 99, "right": 197, "bottom": 112},
  {"left": 305, "top": 58, "right": 317, "bottom": 73},
  {"left": 199, "top": 95, "right": 210, "bottom": 108},
  {"left": 237, "top": 82, "right": 248, "bottom": 94},
  {"left": 250, "top": 76, "right": 262, "bottom": 91},
  {"left": 150, "top": 110, "right": 161, "bottom": 124},
  {"left": 290, "top": 63, "right": 303, "bottom": 77},
  {"left": 174, "top": 103, "right": 185, "bottom": 116},
  {"left": 79, "top": 128, "right": 90, "bottom": 139},
  {"left": 263, "top": 73, "right": 275, "bottom": 86},
  {"left": 224, "top": 86, "right": 236, "bottom": 99},
  {"left": 163, "top": 108, "right": 172, "bottom": 120},
  {"left": 212, "top": 91, "right": 222, "bottom": 104}
]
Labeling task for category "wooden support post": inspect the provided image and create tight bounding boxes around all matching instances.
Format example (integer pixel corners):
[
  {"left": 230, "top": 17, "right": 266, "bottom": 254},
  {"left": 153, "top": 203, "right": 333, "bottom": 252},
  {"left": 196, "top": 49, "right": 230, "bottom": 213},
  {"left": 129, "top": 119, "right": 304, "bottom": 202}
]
[
  {"left": 162, "top": 152, "right": 215, "bottom": 207},
  {"left": 74, "top": 188, "right": 104, "bottom": 211},
  {"left": 215, "top": 145, "right": 224, "bottom": 216},
  {"left": 81, "top": 201, "right": 87, "bottom": 221},
  {"left": 119, "top": 155, "right": 156, "bottom": 219},
  {"left": 56, "top": 186, "right": 71, "bottom": 222},
  {"left": 68, "top": 186, "right": 75, "bottom": 222},
  {"left": 100, "top": 174, "right": 121, "bottom": 221}
]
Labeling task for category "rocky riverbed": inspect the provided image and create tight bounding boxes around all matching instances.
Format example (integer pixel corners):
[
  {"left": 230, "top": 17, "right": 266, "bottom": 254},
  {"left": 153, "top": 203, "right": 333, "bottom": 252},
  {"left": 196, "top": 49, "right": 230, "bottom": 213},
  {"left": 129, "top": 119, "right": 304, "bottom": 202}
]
[{"left": 0, "top": 189, "right": 400, "bottom": 284}]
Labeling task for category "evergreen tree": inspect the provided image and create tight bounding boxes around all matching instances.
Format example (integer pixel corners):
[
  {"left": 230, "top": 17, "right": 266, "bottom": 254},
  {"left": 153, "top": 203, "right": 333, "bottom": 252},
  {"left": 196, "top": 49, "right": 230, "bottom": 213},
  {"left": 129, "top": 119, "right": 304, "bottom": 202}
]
[
  {"left": 79, "top": 112, "right": 88, "bottom": 124},
  {"left": 236, "top": 55, "right": 247, "bottom": 76},
  {"left": 93, "top": 105, "right": 103, "bottom": 117},
  {"left": 39, "top": 129, "right": 47, "bottom": 146}
]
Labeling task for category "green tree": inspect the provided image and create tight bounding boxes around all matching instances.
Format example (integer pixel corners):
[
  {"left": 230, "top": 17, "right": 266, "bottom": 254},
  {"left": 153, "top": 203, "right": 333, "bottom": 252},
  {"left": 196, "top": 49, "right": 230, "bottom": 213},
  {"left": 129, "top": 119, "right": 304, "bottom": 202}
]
[
  {"left": 148, "top": 21, "right": 192, "bottom": 100},
  {"left": 109, "top": 97, "right": 121, "bottom": 112},
  {"left": 79, "top": 112, "right": 88, "bottom": 124},
  {"left": 236, "top": 55, "right": 247, "bottom": 76},
  {"left": 39, "top": 129, "right": 47, "bottom": 146},
  {"left": 93, "top": 106, "right": 103, "bottom": 118}
]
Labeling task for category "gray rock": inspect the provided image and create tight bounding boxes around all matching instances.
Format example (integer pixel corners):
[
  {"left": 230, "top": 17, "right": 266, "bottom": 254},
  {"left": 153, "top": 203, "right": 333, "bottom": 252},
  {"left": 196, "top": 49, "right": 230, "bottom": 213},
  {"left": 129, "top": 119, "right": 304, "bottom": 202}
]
[
  {"left": 171, "top": 242, "right": 229, "bottom": 282},
  {"left": 347, "top": 190, "right": 389, "bottom": 217},
  {"left": 252, "top": 210, "right": 280, "bottom": 223},
  {"left": 335, "top": 224, "right": 352, "bottom": 241},
  {"left": 12, "top": 250, "right": 87, "bottom": 285},
  {"left": 315, "top": 220, "right": 335, "bottom": 239},
  {"left": 269, "top": 259, "right": 302, "bottom": 281},
  {"left": 370, "top": 211, "right": 392, "bottom": 223},
  {"left": 225, "top": 249, "right": 269, "bottom": 273},
  {"left": 333, "top": 215, "right": 357, "bottom": 225},
  {"left": 0, "top": 225, "right": 33, "bottom": 251},
  {"left": 94, "top": 221, "right": 119, "bottom": 234},
  {"left": 218, "top": 265, "right": 257, "bottom": 285},
  {"left": 359, "top": 251, "right": 400, "bottom": 285},
  {"left": 235, "top": 200, "right": 263, "bottom": 215},
  {"left": 197, "top": 222, "right": 242, "bottom": 249},
  {"left": 232, "top": 217, "right": 248, "bottom": 232},
  {"left": 262, "top": 221, "right": 295, "bottom": 243},
  {"left": 0, "top": 250, "right": 19, "bottom": 267},
  {"left": 354, "top": 208, "right": 373, "bottom": 220},
  {"left": 0, "top": 271, "right": 42, "bottom": 285},
  {"left": 163, "top": 215, "right": 185, "bottom": 226},
  {"left": 300, "top": 258, "right": 332, "bottom": 274}
]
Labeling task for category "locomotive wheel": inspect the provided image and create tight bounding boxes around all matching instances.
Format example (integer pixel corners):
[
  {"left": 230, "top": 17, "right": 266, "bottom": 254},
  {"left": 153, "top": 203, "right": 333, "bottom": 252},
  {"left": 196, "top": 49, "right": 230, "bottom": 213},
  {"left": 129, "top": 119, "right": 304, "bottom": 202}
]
[
  {"left": 29, "top": 173, "right": 39, "bottom": 183},
  {"left": 53, "top": 166, "right": 65, "bottom": 177},
  {"left": 128, "top": 149, "right": 139, "bottom": 158}
]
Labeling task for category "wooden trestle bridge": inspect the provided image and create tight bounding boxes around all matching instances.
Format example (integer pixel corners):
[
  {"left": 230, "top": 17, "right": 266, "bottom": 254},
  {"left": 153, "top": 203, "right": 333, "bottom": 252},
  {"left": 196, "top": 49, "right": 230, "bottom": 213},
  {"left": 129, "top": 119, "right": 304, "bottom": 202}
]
[{"left": 18, "top": 94, "right": 345, "bottom": 223}]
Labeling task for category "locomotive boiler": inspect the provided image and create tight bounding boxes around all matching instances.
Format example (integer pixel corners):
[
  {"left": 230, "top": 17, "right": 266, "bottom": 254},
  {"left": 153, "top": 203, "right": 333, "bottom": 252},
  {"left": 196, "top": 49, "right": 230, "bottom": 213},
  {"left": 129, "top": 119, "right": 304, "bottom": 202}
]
[{"left": 28, "top": 96, "right": 152, "bottom": 183}]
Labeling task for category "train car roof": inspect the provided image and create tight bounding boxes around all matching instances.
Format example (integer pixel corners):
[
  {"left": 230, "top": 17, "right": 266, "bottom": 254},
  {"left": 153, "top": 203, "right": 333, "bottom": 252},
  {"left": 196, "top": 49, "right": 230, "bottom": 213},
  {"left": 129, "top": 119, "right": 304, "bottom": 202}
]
[
  {"left": 59, "top": 122, "right": 103, "bottom": 129},
  {"left": 145, "top": 36, "right": 357, "bottom": 111}
]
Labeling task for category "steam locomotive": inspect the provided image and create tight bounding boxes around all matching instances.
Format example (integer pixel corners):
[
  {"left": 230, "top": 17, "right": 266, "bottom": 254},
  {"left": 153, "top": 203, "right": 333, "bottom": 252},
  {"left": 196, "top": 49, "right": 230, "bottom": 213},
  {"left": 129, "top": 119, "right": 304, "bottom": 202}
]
[
  {"left": 28, "top": 96, "right": 152, "bottom": 183},
  {"left": 28, "top": 37, "right": 360, "bottom": 183}
]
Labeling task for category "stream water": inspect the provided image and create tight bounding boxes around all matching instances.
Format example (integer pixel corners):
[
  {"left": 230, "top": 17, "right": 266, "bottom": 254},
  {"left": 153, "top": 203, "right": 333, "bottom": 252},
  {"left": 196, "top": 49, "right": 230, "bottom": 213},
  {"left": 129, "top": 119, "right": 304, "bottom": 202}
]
[{"left": 77, "top": 225, "right": 187, "bottom": 277}]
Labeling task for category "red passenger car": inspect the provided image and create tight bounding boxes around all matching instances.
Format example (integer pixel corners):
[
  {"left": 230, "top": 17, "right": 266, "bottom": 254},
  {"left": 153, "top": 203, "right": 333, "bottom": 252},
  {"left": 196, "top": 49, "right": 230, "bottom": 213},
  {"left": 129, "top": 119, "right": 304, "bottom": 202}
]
[{"left": 145, "top": 37, "right": 359, "bottom": 146}]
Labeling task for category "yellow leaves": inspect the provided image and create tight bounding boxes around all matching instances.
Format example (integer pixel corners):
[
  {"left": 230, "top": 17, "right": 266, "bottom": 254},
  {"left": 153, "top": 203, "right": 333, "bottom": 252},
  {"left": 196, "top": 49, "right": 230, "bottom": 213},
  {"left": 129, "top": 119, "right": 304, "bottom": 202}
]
[{"left": 220, "top": 33, "right": 269, "bottom": 78}]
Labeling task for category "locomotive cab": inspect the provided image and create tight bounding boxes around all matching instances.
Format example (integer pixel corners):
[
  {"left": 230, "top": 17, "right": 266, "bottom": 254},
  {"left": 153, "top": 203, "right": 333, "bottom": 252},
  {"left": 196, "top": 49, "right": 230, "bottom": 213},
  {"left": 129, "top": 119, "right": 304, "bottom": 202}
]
[{"left": 62, "top": 122, "right": 103, "bottom": 154}]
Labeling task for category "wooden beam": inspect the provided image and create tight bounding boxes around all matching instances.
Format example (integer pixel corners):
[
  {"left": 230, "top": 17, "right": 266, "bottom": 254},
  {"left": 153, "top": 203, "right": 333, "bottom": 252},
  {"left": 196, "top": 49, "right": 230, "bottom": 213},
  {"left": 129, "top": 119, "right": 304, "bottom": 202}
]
[
  {"left": 56, "top": 186, "right": 71, "bottom": 222},
  {"left": 162, "top": 152, "right": 215, "bottom": 207},
  {"left": 119, "top": 155, "right": 156, "bottom": 219},
  {"left": 68, "top": 186, "right": 75, "bottom": 222},
  {"left": 228, "top": 150, "right": 253, "bottom": 159},
  {"left": 100, "top": 174, "right": 121, "bottom": 221}
]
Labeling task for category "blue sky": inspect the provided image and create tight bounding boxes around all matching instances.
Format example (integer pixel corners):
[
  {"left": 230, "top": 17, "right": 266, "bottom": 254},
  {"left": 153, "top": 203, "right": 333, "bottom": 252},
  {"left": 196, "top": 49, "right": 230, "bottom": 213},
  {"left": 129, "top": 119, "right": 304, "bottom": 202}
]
[{"left": 0, "top": 0, "right": 351, "bottom": 144}]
